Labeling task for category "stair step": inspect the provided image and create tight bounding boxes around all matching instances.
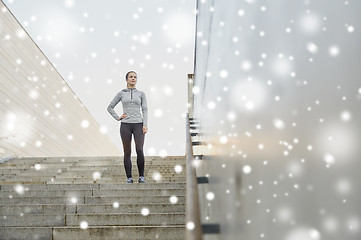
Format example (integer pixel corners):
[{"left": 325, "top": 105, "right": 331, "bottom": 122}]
[
  {"left": 84, "top": 195, "right": 185, "bottom": 204},
  {"left": 0, "top": 190, "right": 92, "bottom": 198},
  {"left": 65, "top": 213, "right": 185, "bottom": 226},
  {"left": 0, "top": 204, "right": 76, "bottom": 215},
  {"left": 0, "top": 188, "right": 184, "bottom": 198},
  {"left": 91, "top": 189, "right": 184, "bottom": 196},
  {"left": 1, "top": 179, "right": 186, "bottom": 184},
  {"left": 0, "top": 226, "right": 185, "bottom": 240},
  {"left": 1, "top": 214, "right": 65, "bottom": 227},
  {"left": 51, "top": 175, "right": 186, "bottom": 179},
  {"left": 0, "top": 183, "right": 186, "bottom": 191},
  {"left": 52, "top": 226, "right": 185, "bottom": 240},
  {"left": 76, "top": 203, "right": 185, "bottom": 214},
  {"left": 98, "top": 183, "right": 186, "bottom": 189},
  {"left": 45, "top": 179, "right": 185, "bottom": 184},
  {"left": 0, "top": 227, "right": 52, "bottom": 240},
  {"left": 0, "top": 213, "right": 184, "bottom": 227},
  {"left": 1, "top": 177, "right": 56, "bottom": 182},
  {"left": 0, "top": 203, "right": 185, "bottom": 215},
  {"left": 0, "top": 195, "right": 185, "bottom": 205},
  {"left": 1, "top": 197, "right": 84, "bottom": 205}
]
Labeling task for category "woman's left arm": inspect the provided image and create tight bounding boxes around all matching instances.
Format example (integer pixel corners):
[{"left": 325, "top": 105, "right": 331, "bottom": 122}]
[{"left": 141, "top": 91, "right": 148, "bottom": 134}]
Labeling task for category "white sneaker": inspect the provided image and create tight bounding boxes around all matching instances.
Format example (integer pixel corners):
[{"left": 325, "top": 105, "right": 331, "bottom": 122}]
[{"left": 138, "top": 176, "right": 145, "bottom": 183}]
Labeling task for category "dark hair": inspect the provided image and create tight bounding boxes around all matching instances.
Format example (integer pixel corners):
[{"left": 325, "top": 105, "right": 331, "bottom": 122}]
[{"left": 125, "top": 71, "right": 137, "bottom": 80}]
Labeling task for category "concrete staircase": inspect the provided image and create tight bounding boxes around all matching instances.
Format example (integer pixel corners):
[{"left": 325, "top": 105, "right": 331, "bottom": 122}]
[{"left": 0, "top": 156, "right": 186, "bottom": 240}]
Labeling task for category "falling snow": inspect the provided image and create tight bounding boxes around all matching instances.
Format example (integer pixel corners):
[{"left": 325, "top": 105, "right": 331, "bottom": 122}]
[{"left": 1, "top": 0, "right": 361, "bottom": 240}]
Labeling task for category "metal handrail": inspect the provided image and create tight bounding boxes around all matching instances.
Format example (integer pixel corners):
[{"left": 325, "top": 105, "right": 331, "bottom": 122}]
[{"left": 185, "top": 113, "right": 202, "bottom": 240}]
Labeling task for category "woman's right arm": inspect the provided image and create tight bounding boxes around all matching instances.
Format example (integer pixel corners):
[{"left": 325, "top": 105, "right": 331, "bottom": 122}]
[{"left": 107, "top": 92, "right": 122, "bottom": 121}]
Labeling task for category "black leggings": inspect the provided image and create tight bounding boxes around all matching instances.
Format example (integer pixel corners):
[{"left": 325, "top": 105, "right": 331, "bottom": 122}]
[{"left": 120, "top": 122, "right": 145, "bottom": 178}]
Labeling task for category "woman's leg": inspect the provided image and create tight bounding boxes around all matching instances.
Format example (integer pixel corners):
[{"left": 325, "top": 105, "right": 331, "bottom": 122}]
[
  {"left": 133, "top": 123, "right": 145, "bottom": 177},
  {"left": 120, "top": 123, "right": 133, "bottom": 178}
]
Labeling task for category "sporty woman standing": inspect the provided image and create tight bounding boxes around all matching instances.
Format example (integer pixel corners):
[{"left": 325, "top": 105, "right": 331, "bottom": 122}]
[{"left": 107, "top": 71, "right": 148, "bottom": 183}]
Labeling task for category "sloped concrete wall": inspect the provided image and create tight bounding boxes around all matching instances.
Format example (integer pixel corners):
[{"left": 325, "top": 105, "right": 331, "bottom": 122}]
[
  {"left": 0, "top": 1, "right": 120, "bottom": 158},
  {"left": 193, "top": 0, "right": 361, "bottom": 240}
]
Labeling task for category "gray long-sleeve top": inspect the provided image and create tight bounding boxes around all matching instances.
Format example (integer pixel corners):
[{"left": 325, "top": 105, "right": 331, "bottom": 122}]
[{"left": 107, "top": 88, "right": 148, "bottom": 127}]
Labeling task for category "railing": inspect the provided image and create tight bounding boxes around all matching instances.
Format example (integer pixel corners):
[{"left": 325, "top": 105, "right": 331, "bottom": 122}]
[
  {"left": 186, "top": 73, "right": 220, "bottom": 239},
  {"left": 185, "top": 113, "right": 202, "bottom": 240}
]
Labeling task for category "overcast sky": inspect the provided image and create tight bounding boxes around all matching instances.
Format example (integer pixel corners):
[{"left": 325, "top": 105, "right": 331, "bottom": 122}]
[{"left": 5, "top": 0, "right": 196, "bottom": 156}]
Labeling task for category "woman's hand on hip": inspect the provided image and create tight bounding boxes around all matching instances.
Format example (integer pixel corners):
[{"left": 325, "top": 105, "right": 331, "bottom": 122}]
[
  {"left": 118, "top": 113, "right": 127, "bottom": 121},
  {"left": 143, "top": 126, "right": 148, "bottom": 134}
]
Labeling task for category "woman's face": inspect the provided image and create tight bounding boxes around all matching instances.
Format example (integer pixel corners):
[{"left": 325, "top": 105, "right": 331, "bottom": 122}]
[{"left": 126, "top": 72, "right": 137, "bottom": 85}]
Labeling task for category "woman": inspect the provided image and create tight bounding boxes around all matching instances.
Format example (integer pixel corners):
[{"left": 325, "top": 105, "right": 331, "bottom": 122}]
[{"left": 107, "top": 71, "right": 148, "bottom": 183}]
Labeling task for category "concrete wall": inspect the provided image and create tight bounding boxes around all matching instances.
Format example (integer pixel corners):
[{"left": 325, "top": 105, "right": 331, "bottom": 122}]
[
  {"left": 0, "top": 1, "right": 120, "bottom": 158},
  {"left": 193, "top": 0, "right": 361, "bottom": 239}
]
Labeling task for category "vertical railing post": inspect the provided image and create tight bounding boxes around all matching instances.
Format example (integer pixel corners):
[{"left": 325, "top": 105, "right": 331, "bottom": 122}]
[{"left": 188, "top": 74, "right": 194, "bottom": 119}]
